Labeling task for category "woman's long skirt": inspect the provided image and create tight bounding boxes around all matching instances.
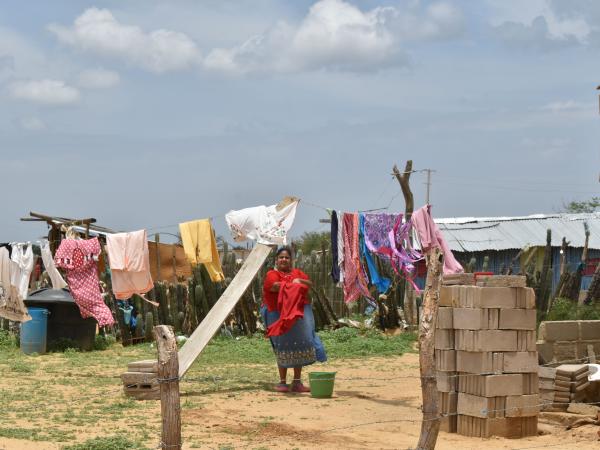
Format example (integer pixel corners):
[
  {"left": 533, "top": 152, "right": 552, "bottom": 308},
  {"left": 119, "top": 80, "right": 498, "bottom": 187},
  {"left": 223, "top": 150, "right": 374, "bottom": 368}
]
[{"left": 261, "top": 304, "right": 327, "bottom": 368}]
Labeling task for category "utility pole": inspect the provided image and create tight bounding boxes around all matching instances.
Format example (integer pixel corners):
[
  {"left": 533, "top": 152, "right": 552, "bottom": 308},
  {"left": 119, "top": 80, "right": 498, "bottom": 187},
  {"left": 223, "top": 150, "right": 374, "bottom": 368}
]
[{"left": 423, "top": 169, "right": 436, "bottom": 204}]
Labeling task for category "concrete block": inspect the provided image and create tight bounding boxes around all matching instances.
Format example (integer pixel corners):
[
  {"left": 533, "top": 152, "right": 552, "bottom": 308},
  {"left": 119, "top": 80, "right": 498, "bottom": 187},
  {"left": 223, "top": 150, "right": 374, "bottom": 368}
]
[
  {"left": 439, "top": 415, "right": 457, "bottom": 433},
  {"left": 479, "top": 287, "right": 519, "bottom": 309},
  {"left": 517, "top": 331, "right": 537, "bottom": 351},
  {"left": 505, "top": 394, "right": 539, "bottom": 417},
  {"left": 538, "top": 366, "right": 556, "bottom": 379},
  {"left": 440, "top": 286, "right": 459, "bottom": 307},
  {"left": 456, "top": 351, "right": 502, "bottom": 374},
  {"left": 453, "top": 308, "right": 499, "bottom": 330},
  {"left": 455, "top": 330, "right": 518, "bottom": 352},
  {"left": 502, "top": 352, "right": 538, "bottom": 373},
  {"left": 457, "top": 393, "right": 505, "bottom": 419},
  {"left": 516, "top": 288, "right": 536, "bottom": 309},
  {"left": 438, "top": 391, "right": 458, "bottom": 414},
  {"left": 522, "top": 373, "right": 539, "bottom": 395},
  {"left": 536, "top": 341, "right": 554, "bottom": 364},
  {"left": 435, "top": 329, "right": 455, "bottom": 350},
  {"left": 499, "top": 309, "right": 536, "bottom": 330},
  {"left": 552, "top": 342, "right": 577, "bottom": 362},
  {"left": 436, "top": 371, "right": 457, "bottom": 392},
  {"left": 435, "top": 349, "right": 456, "bottom": 371},
  {"left": 436, "top": 307, "right": 454, "bottom": 329},
  {"left": 579, "top": 320, "right": 600, "bottom": 340},
  {"left": 538, "top": 321, "right": 579, "bottom": 342},
  {"left": 457, "top": 415, "right": 536, "bottom": 438},
  {"left": 458, "top": 374, "right": 523, "bottom": 397}
]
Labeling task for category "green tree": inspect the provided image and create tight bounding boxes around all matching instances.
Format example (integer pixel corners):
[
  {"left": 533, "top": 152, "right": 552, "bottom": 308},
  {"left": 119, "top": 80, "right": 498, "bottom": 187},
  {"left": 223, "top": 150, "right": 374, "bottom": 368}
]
[
  {"left": 295, "top": 231, "right": 330, "bottom": 254},
  {"left": 563, "top": 197, "right": 600, "bottom": 213}
]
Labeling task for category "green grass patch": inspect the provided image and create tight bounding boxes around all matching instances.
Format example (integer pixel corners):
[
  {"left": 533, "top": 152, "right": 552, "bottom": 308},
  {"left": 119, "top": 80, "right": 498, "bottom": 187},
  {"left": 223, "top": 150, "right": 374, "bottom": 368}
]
[
  {"left": 61, "top": 435, "right": 149, "bottom": 450},
  {"left": 546, "top": 297, "right": 600, "bottom": 321}
]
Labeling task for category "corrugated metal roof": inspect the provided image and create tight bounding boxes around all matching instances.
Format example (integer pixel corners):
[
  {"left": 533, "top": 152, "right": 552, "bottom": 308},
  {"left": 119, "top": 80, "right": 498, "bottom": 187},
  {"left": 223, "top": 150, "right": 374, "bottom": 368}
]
[{"left": 435, "top": 213, "right": 600, "bottom": 252}]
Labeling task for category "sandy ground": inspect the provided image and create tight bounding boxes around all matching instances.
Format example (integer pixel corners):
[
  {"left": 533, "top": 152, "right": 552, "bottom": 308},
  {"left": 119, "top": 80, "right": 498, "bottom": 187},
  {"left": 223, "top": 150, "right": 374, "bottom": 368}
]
[{"left": 1, "top": 352, "right": 599, "bottom": 450}]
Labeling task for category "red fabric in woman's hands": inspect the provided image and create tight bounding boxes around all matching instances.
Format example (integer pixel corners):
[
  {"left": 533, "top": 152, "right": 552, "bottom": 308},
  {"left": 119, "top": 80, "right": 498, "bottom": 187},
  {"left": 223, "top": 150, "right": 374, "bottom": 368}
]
[{"left": 266, "top": 282, "right": 308, "bottom": 337}]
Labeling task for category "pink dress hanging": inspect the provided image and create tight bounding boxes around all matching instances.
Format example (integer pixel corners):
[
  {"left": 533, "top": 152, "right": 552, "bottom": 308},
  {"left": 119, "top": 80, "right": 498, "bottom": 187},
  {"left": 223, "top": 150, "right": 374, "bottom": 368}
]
[{"left": 55, "top": 237, "right": 115, "bottom": 327}]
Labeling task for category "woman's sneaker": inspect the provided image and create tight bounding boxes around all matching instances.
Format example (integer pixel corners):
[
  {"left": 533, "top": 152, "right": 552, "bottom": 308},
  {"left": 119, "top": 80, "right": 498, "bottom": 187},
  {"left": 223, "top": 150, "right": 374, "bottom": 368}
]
[
  {"left": 291, "top": 381, "right": 310, "bottom": 393},
  {"left": 274, "top": 383, "right": 289, "bottom": 393}
]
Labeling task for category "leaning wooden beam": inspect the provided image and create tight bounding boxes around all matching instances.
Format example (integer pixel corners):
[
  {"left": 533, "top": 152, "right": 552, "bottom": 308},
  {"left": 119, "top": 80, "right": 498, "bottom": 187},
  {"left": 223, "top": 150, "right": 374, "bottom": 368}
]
[
  {"left": 177, "top": 243, "right": 272, "bottom": 377},
  {"left": 416, "top": 247, "right": 444, "bottom": 450}
]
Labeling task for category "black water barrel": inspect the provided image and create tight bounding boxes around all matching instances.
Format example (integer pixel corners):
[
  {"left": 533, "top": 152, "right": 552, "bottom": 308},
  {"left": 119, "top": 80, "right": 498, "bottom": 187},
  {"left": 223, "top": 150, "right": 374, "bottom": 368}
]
[{"left": 24, "top": 288, "right": 97, "bottom": 351}]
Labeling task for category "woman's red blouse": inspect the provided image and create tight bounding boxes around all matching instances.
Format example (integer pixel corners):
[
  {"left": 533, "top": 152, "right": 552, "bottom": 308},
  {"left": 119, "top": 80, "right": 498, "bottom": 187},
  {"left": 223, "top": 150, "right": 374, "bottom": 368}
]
[{"left": 262, "top": 268, "right": 310, "bottom": 312}]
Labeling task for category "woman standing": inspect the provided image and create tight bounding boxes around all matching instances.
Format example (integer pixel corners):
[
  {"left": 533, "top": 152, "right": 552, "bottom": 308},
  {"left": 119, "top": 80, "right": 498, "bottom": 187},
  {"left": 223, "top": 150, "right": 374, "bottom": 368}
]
[{"left": 262, "top": 246, "right": 327, "bottom": 392}]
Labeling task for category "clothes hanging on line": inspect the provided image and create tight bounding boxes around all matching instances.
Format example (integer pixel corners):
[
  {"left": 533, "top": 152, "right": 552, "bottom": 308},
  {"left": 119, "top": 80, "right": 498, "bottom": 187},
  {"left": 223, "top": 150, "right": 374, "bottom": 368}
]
[
  {"left": 0, "top": 247, "right": 31, "bottom": 322},
  {"left": 0, "top": 243, "right": 12, "bottom": 257},
  {"left": 225, "top": 201, "right": 298, "bottom": 245},
  {"left": 179, "top": 219, "right": 224, "bottom": 283},
  {"left": 359, "top": 214, "right": 391, "bottom": 294},
  {"left": 337, "top": 210, "right": 345, "bottom": 286},
  {"left": 55, "top": 237, "right": 115, "bottom": 327},
  {"left": 10, "top": 243, "right": 34, "bottom": 302},
  {"left": 411, "top": 204, "right": 463, "bottom": 275},
  {"left": 330, "top": 211, "right": 340, "bottom": 283},
  {"left": 106, "top": 230, "right": 154, "bottom": 300},
  {"left": 40, "top": 239, "right": 67, "bottom": 290},
  {"left": 342, "top": 213, "right": 372, "bottom": 303}
]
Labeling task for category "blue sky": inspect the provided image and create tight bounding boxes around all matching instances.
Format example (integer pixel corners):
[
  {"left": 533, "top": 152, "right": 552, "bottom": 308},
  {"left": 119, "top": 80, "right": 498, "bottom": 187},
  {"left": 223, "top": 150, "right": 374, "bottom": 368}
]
[{"left": 1, "top": 0, "right": 598, "bottom": 243}]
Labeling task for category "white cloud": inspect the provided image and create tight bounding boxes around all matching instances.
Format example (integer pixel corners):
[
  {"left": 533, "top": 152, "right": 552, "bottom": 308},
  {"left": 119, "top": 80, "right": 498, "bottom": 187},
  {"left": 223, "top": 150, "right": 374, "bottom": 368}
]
[
  {"left": 9, "top": 79, "right": 80, "bottom": 105},
  {"left": 204, "top": 0, "right": 464, "bottom": 74},
  {"left": 78, "top": 68, "right": 120, "bottom": 89},
  {"left": 540, "top": 100, "right": 593, "bottom": 113},
  {"left": 48, "top": 8, "right": 201, "bottom": 73},
  {"left": 489, "top": 0, "right": 594, "bottom": 50},
  {"left": 18, "top": 116, "right": 46, "bottom": 131}
]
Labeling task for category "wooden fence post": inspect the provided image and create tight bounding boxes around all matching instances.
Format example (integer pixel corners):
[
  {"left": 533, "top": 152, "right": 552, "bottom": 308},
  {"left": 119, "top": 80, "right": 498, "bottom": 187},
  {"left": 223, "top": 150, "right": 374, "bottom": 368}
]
[
  {"left": 154, "top": 325, "right": 182, "bottom": 450},
  {"left": 416, "top": 247, "right": 443, "bottom": 450}
]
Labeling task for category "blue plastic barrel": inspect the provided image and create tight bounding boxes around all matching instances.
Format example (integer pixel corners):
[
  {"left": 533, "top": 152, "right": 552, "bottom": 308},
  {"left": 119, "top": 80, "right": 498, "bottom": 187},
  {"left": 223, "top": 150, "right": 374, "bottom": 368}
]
[{"left": 20, "top": 307, "right": 49, "bottom": 354}]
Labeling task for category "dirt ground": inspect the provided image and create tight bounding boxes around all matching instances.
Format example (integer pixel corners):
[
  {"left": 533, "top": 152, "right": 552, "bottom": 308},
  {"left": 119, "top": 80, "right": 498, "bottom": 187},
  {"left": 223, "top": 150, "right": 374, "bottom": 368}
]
[{"left": 1, "top": 352, "right": 599, "bottom": 450}]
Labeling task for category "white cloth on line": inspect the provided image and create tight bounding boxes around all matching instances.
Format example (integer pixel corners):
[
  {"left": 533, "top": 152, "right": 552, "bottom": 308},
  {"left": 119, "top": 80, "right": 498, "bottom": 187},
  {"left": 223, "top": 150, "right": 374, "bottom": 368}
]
[
  {"left": 40, "top": 239, "right": 67, "bottom": 290},
  {"left": 10, "top": 243, "right": 34, "bottom": 301},
  {"left": 0, "top": 247, "right": 10, "bottom": 308},
  {"left": 337, "top": 210, "right": 345, "bottom": 286},
  {"left": 0, "top": 246, "right": 31, "bottom": 322},
  {"left": 225, "top": 201, "right": 298, "bottom": 245}
]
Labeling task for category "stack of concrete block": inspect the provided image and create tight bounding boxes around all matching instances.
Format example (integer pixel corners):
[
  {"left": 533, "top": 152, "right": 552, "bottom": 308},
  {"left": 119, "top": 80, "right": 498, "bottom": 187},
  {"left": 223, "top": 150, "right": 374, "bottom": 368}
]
[
  {"left": 554, "top": 364, "right": 590, "bottom": 404},
  {"left": 537, "top": 320, "right": 600, "bottom": 364},
  {"left": 538, "top": 366, "right": 556, "bottom": 410},
  {"left": 436, "top": 301, "right": 457, "bottom": 432},
  {"left": 439, "top": 277, "right": 539, "bottom": 438}
]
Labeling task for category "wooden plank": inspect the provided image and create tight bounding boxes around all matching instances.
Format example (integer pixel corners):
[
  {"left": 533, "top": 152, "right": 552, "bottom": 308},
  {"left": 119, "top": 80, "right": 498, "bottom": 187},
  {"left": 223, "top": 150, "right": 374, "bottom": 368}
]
[{"left": 177, "top": 243, "right": 272, "bottom": 376}]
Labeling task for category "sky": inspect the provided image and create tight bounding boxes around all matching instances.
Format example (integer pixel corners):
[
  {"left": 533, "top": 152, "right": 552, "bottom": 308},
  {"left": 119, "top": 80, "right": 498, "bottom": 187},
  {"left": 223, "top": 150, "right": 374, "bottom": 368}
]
[{"left": 1, "top": 0, "right": 599, "bottom": 243}]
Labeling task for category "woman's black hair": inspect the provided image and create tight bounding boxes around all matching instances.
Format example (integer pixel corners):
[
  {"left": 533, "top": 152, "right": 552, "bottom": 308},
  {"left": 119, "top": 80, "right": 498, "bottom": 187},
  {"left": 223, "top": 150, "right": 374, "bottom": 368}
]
[{"left": 276, "top": 246, "right": 293, "bottom": 257}]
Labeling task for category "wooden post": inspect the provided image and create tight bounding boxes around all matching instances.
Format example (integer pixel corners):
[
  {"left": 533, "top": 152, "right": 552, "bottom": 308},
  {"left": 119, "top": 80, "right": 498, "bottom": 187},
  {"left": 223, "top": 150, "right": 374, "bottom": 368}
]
[
  {"left": 393, "top": 162, "right": 417, "bottom": 329},
  {"left": 154, "top": 325, "right": 182, "bottom": 450},
  {"left": 416, "top": 247, "right": 443, "bottom": 450}
]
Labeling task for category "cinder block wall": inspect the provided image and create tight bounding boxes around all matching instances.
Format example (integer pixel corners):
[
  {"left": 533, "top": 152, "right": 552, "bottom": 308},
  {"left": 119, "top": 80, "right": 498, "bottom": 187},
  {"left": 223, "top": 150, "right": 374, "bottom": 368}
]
[{"left": 537, "top": 320, "right": 600, "bottom": 364}]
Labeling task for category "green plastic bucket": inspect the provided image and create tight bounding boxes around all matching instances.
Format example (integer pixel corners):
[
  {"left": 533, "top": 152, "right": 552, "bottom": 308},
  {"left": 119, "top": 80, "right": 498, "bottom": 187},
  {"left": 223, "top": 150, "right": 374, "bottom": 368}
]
[{"left": 309, "top": 371, "right": 336, "bottom": 398}]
